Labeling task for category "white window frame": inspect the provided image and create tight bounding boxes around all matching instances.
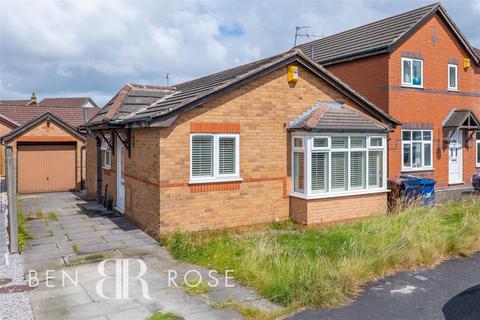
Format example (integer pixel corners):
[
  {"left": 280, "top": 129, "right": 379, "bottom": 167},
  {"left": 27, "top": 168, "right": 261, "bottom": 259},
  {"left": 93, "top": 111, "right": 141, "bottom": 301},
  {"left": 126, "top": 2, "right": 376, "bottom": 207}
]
[
  {"left": 401, "top": 57, "right": 423, "bottom": 88},
  {"left": 476, "top": 132, "right": 480, "bottom": 168},
  {"left": 101, "top": 136, "right": 112, "bottom": 170},
  {"left": 401, "top": 129, "right": 433, "bottom": 172},
  {"left": 448, "top": 64, "right": 458, "bottom": 91},
  {"left": 189, "top": 133, "right": 240, "bottom": 184},
  {"left": 290, "top": 133, "right": 387, "bottom": 200}
]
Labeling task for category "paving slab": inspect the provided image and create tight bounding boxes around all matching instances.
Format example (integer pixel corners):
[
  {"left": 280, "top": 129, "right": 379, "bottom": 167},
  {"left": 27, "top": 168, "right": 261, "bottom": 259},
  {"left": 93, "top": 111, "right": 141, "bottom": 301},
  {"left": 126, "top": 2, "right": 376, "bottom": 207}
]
[{"left": 20, "top": 192, "right": 280, "bottom": 320}]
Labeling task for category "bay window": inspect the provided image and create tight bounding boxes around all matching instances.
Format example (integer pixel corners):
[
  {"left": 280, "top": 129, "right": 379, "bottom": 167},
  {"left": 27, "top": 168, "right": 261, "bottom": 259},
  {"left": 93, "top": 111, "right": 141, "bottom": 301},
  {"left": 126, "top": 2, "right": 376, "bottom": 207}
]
[
  {"left": 402, "top": 58, "right": 423, "bottom": 87},
  {"left": 292, "top": 135, "right": 387, "bottom": 198},
  {"left": 402, "top": 130, "right": 433, "bottom": 171},
  {"left": 190, "top": 133, "right": 240, "bottom": 183}
]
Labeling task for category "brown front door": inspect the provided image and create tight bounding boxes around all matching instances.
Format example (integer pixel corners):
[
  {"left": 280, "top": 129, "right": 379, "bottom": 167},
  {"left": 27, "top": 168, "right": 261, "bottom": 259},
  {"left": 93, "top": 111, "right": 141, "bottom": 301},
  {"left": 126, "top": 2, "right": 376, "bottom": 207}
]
[{"left": 17, "top": 143, "right": 76, "bottom": 193}]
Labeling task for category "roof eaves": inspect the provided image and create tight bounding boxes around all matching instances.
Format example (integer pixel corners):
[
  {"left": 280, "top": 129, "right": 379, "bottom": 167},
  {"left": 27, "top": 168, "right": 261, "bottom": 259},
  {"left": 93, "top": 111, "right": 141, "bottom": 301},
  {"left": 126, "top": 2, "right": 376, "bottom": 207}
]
[
  {"left": 388, "top": 3, "right": 479, "bottom": 65},
  {"left": 294, "top": 50, "right": 400, "bottom": 126},
  {"left": 1, "top": 112, "right": 85, "bottom": 143}
]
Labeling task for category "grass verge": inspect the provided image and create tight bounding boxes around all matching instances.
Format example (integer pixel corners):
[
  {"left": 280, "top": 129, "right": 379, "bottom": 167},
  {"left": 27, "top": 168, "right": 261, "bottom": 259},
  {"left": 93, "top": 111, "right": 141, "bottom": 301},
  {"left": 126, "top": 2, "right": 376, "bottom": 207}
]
[{"left": 164, "top": 196, "right": 480, "bottom": 309}]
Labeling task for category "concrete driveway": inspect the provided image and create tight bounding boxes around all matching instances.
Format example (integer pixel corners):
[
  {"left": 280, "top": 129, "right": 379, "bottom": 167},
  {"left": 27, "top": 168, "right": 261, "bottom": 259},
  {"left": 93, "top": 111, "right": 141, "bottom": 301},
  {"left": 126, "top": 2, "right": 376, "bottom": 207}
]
[
  {"left": 289, "top": 252, "right": 480, "bottom": 320},
  {"left": 20, "top": 192, "right": 278, "bottom": 320}
]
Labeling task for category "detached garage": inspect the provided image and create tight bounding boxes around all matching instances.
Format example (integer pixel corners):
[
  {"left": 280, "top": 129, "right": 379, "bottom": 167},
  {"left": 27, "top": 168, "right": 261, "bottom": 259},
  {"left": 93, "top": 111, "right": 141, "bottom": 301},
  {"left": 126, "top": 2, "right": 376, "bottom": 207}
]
[
  {"left": 17, "top": 143, "right": 76, "bottom": 193},
  {"left": 1, "top": 112, "right": 87, "bottom": 193}
]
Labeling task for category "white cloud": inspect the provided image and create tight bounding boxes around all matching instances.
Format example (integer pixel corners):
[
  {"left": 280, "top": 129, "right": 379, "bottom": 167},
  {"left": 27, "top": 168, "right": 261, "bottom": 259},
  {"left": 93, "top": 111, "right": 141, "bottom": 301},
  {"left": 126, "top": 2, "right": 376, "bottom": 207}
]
[{"left": 0, "top": 0, "right": 478, "bottom": 106}]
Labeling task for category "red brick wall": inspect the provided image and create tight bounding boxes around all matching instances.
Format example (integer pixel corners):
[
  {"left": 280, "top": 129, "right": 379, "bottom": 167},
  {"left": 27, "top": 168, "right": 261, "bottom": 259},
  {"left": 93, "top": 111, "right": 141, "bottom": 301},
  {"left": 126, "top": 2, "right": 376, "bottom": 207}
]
[
  {"left": 290, "top": 192, "right": 387, "bottom": 225},
  {"left": 327, "top": 54, "right": 390, "bottom": 112},
  {"left": 327, "top": 12, "right": 480, "bottom": 189}
]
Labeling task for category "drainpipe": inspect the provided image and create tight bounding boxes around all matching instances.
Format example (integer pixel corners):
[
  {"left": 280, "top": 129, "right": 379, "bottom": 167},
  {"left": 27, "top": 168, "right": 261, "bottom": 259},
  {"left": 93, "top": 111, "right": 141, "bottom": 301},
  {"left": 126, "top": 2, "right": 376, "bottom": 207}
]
[
  {"left": 95, "top": 136, "right": 102, "bottom": 203},
  {"left": 80, "top": 145, "right": 86, "bottom": 190}
]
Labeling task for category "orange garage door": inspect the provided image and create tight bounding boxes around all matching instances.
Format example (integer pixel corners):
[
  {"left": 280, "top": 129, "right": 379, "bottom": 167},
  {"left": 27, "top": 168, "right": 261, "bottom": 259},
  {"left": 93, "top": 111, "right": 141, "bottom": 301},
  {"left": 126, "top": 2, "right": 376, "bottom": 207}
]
[{"left": 18, "top": 143, "right": 76, "bottom": 193}]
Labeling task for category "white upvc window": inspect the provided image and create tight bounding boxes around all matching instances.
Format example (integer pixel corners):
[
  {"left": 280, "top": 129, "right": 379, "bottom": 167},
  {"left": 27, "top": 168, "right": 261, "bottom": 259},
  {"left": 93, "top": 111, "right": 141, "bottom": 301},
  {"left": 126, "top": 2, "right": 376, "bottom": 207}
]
[
  {"left": 190, "top": 133, "right": 240, "bottom": 183},
  {"left": 476, "top": 131, "right": 480, "bottom": 167},
  {"left": 448, "top": 64, "right": 458, "bottom": 91},
  {"left": 101, "top": 137, "right": 112, "bottom": 169},
  {"left": 401, "top": 130, "right": 433, "bottom": 171},
  {"left": 401, "top": 57, "right": 423, "bottom": 88},
  {"left": 291, "top": 134, "right": 387, "bottom": 199}
]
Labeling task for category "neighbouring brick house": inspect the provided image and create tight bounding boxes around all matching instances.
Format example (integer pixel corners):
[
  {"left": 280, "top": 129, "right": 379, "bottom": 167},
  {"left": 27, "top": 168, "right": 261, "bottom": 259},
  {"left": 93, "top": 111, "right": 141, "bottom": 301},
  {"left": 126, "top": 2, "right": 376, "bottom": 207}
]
[
  {"left": 0, "top": 99, "right": 98, "bottom": 192},
  {"left": 85, "top": 50, "right": 399, "bottom": 236},
  {"left": 297, "top": 3, "right": 480, "bottom": 189}
]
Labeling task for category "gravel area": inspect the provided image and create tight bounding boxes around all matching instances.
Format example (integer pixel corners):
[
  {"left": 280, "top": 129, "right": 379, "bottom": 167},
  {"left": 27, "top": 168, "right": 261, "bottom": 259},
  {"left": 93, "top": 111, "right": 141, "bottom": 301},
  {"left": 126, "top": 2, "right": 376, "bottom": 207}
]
[{"left": 0, "top": 254, "right": 34, "bottom": 320}]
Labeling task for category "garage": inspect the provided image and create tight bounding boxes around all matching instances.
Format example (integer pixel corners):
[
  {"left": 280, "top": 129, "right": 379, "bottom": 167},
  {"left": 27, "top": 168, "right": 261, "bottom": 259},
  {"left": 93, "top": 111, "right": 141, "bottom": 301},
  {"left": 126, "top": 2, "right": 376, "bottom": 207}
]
[{"left": 17, "top": 143, "right": 77, "bottom": 193}]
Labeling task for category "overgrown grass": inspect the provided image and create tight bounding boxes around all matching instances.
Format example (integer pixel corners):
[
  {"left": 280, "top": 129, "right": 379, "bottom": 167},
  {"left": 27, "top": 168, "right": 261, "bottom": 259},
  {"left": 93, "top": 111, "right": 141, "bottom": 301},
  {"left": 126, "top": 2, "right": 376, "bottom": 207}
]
[
  {"left": 211, "top": 300, "right": 288, "bottom": 320},
  {"left": 17, "top": 206, "right": 32, "bottom": 252},
  {"left": 164, "top": 196, "right": 480, "bottom": 309}
]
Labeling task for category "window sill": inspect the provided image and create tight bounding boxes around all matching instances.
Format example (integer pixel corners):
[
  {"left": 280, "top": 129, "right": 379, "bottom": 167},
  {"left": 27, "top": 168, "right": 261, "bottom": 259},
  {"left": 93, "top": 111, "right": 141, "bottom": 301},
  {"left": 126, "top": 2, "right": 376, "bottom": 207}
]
[
  {"left": 103, "top": 166, "right": 111, "bottom": 170},
  {"left": 189, "top": 177, "right": 243, "bottom": 185},
  {"left": 290, "top": 188, "right": 389, "bottom": 200},
  {"left": 401, "top": 85, "right": 424, "bottom": 90},
  {"left": 448, "top": 88, "right": 458, "bottom": 92}
]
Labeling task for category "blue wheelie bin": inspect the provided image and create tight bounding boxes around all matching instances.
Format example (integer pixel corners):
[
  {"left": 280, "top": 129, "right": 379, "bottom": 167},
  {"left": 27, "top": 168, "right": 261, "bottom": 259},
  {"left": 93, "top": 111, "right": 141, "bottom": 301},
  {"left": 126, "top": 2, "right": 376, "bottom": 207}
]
[{"left": 399, "top": 175, "right": 436, "bottom": 205}]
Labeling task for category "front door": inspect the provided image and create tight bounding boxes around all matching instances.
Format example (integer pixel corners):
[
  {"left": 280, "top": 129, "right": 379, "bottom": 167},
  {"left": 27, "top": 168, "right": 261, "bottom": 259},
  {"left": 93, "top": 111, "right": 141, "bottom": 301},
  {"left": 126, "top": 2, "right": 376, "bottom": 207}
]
[
  {"left": 116, "top": 136, "right": 125, "bottom": 212},
  {"left": 448, "top": 130, "right": 463, "bottom": 185}
]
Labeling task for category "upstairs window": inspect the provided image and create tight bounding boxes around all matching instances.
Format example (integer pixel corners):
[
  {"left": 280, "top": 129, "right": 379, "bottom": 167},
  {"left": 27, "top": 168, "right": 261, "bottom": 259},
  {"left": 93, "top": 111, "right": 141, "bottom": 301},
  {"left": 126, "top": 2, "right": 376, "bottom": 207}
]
[
  {"left": 402, "top": 58, "right": 423, "bottom": 87},
  {"left": 448, "top": 64, "right": 458, "bottom": 91},
  {"left": 190, "top": 134, "right": 240, "bottom": 182},
  {"left": 402, "top": 130, "right": 433, "bottom": 171}
]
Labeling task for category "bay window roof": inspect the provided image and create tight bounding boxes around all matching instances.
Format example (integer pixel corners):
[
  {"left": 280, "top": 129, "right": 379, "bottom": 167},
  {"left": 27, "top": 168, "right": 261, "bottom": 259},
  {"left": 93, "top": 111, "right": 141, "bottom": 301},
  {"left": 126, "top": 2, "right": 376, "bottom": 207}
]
[{"left": 288, "top": 101, "right": 389, "bottom": 133}]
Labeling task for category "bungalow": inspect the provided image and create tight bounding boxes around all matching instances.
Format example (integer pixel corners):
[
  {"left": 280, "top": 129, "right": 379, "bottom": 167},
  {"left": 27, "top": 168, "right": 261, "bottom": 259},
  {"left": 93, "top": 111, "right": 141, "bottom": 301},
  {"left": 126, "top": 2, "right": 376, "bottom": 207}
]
[
  {"left": 85, "top": 50, "right": 399, "bottom": 237},
  {"left": 0, "top": 100, "right": 99, "bottom": 192}
]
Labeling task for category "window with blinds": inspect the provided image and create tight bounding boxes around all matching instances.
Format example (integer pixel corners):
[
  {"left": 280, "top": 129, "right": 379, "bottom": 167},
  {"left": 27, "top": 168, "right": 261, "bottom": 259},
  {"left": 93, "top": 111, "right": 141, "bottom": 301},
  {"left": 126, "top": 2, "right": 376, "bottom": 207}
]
[
  {"left": 190, "top": 134, "right": 239, "bottom": 181},
  {"left": 219, "top": 137, "right": 236, "bottom": 174},
  {"left": 294, "top": 152, "right": 304, "bottom": 192},
  {"left": 331, "top": 152, "right": 347, "bottom": 190},
  {"left": 368, "top": 151, "right": 383, "bottom": 187},
  {"left": 191, "top": 136, "right": 214, "bottom": 177},
  {"left": 311, "top": 152, "right": 327, "bottom": 192},
  {"left": 350, "top": 151, "right": 365, "bottom": 189},
  {"left": 292, "top": 135, "right": 386, "bottom": 197}
]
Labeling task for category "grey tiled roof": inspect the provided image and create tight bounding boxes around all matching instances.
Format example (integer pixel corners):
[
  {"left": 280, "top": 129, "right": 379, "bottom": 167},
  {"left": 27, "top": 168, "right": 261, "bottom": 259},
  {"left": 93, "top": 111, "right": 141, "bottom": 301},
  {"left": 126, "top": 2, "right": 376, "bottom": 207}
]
[
  {"left": 443, "top": 109, "right": 480, "bottom": 129},
  {"left": 289, "top": 101, "right": 388, "bottom": 133},
  {"left": 123, "top": 52, "right": 288, "bottom": 121},
  {"left": 88, "top": 84, "right": 176, "bottom": 124},
  {"left": 296, "top": 3, "right": 479, "bottom": 66},
  {"left": 87, "top": 50, "right": 399, "bottom": 129}
]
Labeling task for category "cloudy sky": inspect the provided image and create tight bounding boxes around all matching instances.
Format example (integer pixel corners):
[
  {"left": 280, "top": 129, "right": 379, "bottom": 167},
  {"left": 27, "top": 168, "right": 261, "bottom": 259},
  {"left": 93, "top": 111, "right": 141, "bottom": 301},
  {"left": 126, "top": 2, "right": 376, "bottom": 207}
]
[{"left": 1, "top": 0, "right": 479, "bottom": 106}]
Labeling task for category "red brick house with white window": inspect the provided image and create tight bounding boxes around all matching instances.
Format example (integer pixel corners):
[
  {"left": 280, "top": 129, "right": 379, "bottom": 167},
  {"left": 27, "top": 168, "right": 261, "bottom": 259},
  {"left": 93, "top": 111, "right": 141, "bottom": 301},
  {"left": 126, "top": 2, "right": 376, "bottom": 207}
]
[
  {"left": 85, "top": 50, "right": 399, "bottom": 236},
  {"left": 297, "top": 3, "right": 480, "bottom": 189}
]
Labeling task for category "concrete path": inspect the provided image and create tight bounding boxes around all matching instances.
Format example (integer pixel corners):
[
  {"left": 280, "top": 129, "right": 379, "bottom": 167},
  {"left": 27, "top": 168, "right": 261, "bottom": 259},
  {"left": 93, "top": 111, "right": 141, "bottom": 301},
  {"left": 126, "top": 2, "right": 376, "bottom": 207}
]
[
  {"left": 289, "top": 252, "right": 480, "bottom": 320},
  {"left": 20, "top": 192, "right": 279, "bottom": 320}
]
